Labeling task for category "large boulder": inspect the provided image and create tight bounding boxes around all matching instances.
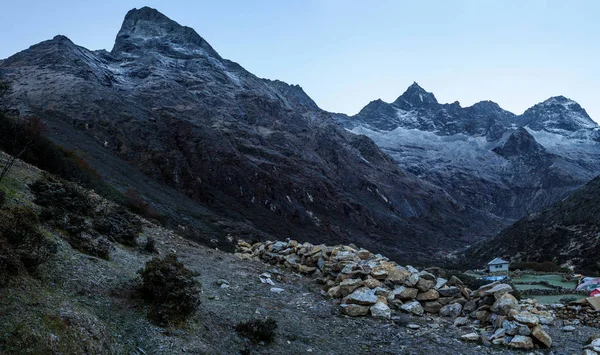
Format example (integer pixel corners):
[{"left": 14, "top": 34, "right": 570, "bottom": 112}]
[
  {"left": 508, "top": 335, "right": 534, "bottom": 349},
  {"left": 400, "top": 301, "right": 424, "bottom": 315},
  {"left": 346, "top": 287, "right": 378, "bottom": 305},
  {"left": 491, "top": 293, "right": 519, "bottom": 316},
  {"left": 393, "top": 286, "right": 418, "bottom": 300},
  {"left": 416, "top": 289, "right": 439, "bottom": 301},
  {"left": 340, "top": 304, "right": 370, "bottom": 316},
  {"left": 439, "top": 303, "right": 462, "bottom": 318},
  {"left": 423, "top": 301, "right": 443, "bottom": 314},
  {"left": 370, "top": 301, "right": 391, "bottom": 319},
  {"left": 531, "top": 325, "right": 552, "bottom": 348},
  {"left": 514, "top": 312, "right": 539, "bottom": 327}
]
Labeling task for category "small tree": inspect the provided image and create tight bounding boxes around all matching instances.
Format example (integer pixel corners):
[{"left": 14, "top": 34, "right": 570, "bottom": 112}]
[{"left": 0, "top": 116, "right": 45, "bottom": 185}]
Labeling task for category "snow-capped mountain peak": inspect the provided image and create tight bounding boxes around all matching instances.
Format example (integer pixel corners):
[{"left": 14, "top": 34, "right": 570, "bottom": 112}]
[
  {"left": 393, "top": 82, "right": 438, "bottom": 108},
  {"left": 520, "top": 95, "right": 596, "bottom": 132},
  {"left": 112, "top": 6, "right": 220, "bottom": 58}
]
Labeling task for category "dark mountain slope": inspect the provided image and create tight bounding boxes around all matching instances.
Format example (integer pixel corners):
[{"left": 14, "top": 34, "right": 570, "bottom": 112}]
[
  {"left": 0, "top": 7, "right": 491, "bottom": 263},
  {"left": 465, "top": 175, "right": 600, "bottom": 273}
]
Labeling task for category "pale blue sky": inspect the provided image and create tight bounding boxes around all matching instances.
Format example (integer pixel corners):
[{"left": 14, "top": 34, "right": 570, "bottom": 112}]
[{"left": 2, "top": 0, "right": 599, "bottom": 120}]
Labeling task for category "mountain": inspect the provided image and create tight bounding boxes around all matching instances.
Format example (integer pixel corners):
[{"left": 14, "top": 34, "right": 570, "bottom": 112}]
[
  {"left": 464, "top": 175, "right": 600, "bottom": 273},
  {"left": 336, "top": 83, "right": 600, "bottom": 227},
  {"left": 0, "top": 7, "right": 493, "bottom": 264}
]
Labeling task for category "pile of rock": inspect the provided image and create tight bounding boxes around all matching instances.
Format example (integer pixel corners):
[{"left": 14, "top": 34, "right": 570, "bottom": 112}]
[
  {"left": 553, "top": 301, "right": 600, "bottom": 328},
  {"left": 235, "top": 239, "right": 555, "bottom": 350}
]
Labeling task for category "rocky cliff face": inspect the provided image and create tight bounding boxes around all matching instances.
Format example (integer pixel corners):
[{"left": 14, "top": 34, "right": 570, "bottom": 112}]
[
  {"left": 0, "top": 7, "right": 494, "bottom": 264},
  {"left": 337, "top": 83, "right": 600, "bottom": 225}
]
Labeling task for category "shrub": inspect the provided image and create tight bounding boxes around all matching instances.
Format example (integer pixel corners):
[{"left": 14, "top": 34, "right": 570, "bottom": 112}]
[
  {"left": 66, "top": 232, "right": 112, "bottom": 260},
  {"left": 123, "top": 189, "right": 165, "bottom": 224},
  {"left": 235, "top": 318, "right": 277, "bottom": 344},
  {"left": 510, "top": 261, "right": 566, "bottom": 273},
  {"left": 0, "top": 206, "right": 57, "bottom": 283},
  {"left": 137, "top": 254, "right": 200, "bottom": 325},
  {"left": 30, "top": 174, "right": 94, "bottom": 217},
  {"left": 93, "top": 206, "right": 142, "bottom": 246},
  {"left": 144, "top": 237, "right": 157, "bottom": 254}
]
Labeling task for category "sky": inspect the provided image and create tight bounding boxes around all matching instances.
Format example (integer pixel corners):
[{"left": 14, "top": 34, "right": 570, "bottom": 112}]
[{"left": 1, "top": 0, "right": 599, "bottom": 120}]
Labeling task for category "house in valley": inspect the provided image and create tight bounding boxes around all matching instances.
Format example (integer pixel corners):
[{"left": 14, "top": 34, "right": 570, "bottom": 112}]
[{"left": 487, "top": 257, "right": 509, "bottom": 273}]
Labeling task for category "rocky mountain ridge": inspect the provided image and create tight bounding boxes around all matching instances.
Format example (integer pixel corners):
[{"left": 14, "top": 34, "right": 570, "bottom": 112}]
[
  {"left": 336, "top": 83, "right": 600, "bottom": 228},
  {"left": 0, "top": 7, "right": 494, "bottom": 264},
  {"left": 465, "top": 174, "right": 600, "bottom": 273}
]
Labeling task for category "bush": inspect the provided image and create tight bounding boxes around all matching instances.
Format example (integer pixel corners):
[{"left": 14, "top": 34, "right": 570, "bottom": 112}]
[
  {"left": 235, "top": 318, "right": 277, "bottom": 344},
  {"left": 30, "top": 174, "right": 94, "bottom": 217},
  {"left": 66, "top": 232, "right": 112, "bottom": 260},
  {"left": 0, "top": 206, "right": 57, "bottom": 283},
  {"left": 123, "top": 189, "right": 165, "bottom": 224},
  {"left": 93, "top": 206, "right": 142, "bottom": 246},
  {"left": 144, "top": 237, "right": 157, "bottom": 254},
  {"left": 137, "top": 254, "right": 201, "bottom": 325}
]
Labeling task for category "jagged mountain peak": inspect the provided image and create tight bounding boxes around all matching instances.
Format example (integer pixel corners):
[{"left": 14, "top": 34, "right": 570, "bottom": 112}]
[
  {"left": 393, "top": 82, "right": 438, "bottom": 108},
  {"left": 111, "top": 7, "right": 220, "bottom": 58},
  {"left": 521, "top": 95, "right": 596, "bottom": 132}
]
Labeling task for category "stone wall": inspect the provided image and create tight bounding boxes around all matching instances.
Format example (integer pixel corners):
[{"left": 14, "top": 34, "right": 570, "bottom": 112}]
[{"left": 236, "top": 239, "right": 559, "bottom": 350}]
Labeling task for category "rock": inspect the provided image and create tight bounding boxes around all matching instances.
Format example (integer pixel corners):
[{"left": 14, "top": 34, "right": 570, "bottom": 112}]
[
  {"left": 491, "top": 284, "right": 514, "bottom": 299},
  {"left": 356, "top": 249, "right": 372, "bottom": 260},
  {"left": 416, "top": 289, "right": 439, "bottom": 301},
  {"left": 490, "top": 328, "right": 506, "bottom": 340},
  {"left": 508, "top": 335, "right": 534, "bottom": 349},
  {"left": 299, "top": 265, "right": 317, "bottom": 274},
  {"left": 463, "top": 300, "right": 477, "bottom": 313},
  {"left": 591, "top": 338, "right": 600, "bottom": 347},
  {"left": 340, "top": 304, "right": 370, "bottom": 317},
  {"left": 447, "top": 275, "right": 464, "bottom": 287},
  {"left": 531, "top": 325, "right": 552, "bottom": 348},
  {"left": 418, "top": 271, "right": 436, "bottom": 281},
  {"left": 438, "top": 286, "right": 460, "bottom": 297},
  {"left": 386, "top": 268, "right": 409, "bottom": 284},
  {"left": 416, "top": 278, "right": 435, "bottom": 292},
  {"left": 405, "top": 273, "right": 420, "bottom": 286},
  {"left": 327, "top": 286, "right": 342, "bottom": 298},
  {"left": 400, "top": 301, "right": 424, "bottom": 316},
  {"left": 518, "top": 324, "right": 531, "bottom": 336},
  {"left": 561, "top": 325, "right": 576, "bottom": 332},
  {"left": 475, "top": 310, "right": 490, "bottom": 323},
  {"left": 423, "top": 301, "right": 442, "bottom": 314},
  {"left": 271, "top": 241, "right": 287, "bottom": 252},
  {"left": 370, "top": 301, "right": 391, "bottom": 319},
  {"left": 582, "top": 350, "right": 598, "bottom": 355},
  {"left": 491, "top": 293, "right": 519, "bottom": 316},
  {"left": 461, "top": 333, "right": 480, "bottom": 342},
  {"left": 346, "top": 287, "right": 378, "bottom": 305},
  {"left": 454, "top": 317, "right": 469, "bottom": 327},
  {"left": 339, "top": 278, "right": 363, "bottom": 296},
  {"left": 502, "top": 320, "right": 518, "bottom": 336},
  {"left": 270, "top": 287, "right": 284, "bottom": 293},
  {"left": 363, "top": 278, "right": 381, "bottom": 289},
  {"left": 394, "top": 286, "right": 418, "bottom": 300},
  {"left": 514, "top": 312, "right": 539, "bottom": 327},
  {"left": 406, "top": 323, "right": 421, "bottom": 330},
  {"left": 435, "top": 277, "right": 448, "bottom": 289},
  {"left": 439, "top": 303, "right": 462, "bottom": 318}
]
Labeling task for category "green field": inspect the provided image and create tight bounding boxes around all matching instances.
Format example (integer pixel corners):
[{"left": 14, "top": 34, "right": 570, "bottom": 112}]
[
  {"left": 513, "top": 274, "right": 577, "bottom": 289},
  {"left": 529, "top": 294, "right": 584, "bottom": 304}
]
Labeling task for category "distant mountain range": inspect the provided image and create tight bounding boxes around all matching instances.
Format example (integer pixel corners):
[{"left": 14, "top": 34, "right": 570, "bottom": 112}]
[
  {"left": 335, "top": 83, "right": 600, "bottom": 234},
  {"left": 1, "top": 7, "right": 599, "bottom": 265}
]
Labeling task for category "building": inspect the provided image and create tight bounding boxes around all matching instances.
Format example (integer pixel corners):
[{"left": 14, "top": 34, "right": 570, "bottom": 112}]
[{"left": 487, "top": 257, "right": 509, "bottom": 273}]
